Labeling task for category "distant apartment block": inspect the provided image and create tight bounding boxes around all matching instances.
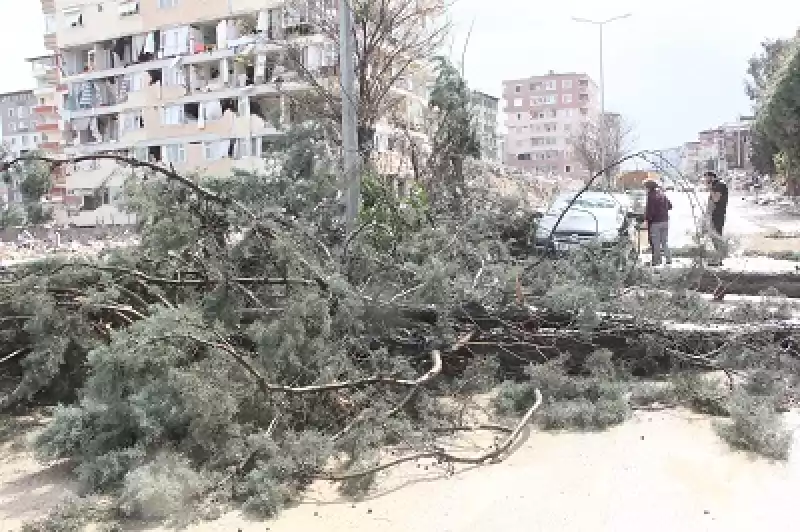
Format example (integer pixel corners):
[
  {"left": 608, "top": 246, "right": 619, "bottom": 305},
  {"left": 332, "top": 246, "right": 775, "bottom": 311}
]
[
  {"left": 23, "top": 0, "right": 68, "bottom": 207},
  {"left": 470, "top": 90, "right": 498, "bottom": 162},
  {"left": 0, "top": 90, "right": 44, "bottom": 156},
  {"left": 502, "top": 71, "right": 600, "bottom": 177},
  {"left": 683, "top": 116, "right": 753, "bottom": 178},
  {"left": 0, "top": 90, "right": 48, "bottom": 204},
  {"left": 38, "top": 0, "right": 434, "bottom": 226}
]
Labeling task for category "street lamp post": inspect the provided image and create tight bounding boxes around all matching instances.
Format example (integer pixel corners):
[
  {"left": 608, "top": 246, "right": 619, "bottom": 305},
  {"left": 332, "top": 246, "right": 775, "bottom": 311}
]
[{"left": 572, "top": 13, "right": 631, "bottom": 190}]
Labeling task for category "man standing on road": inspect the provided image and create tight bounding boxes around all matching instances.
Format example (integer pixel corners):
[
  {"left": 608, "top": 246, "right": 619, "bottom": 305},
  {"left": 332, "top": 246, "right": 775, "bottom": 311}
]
[
  {"left": 644, "top": 179, "right": 672, "bottom": 266},
  {"left": 704, "top": 171, "right": 729, "bottom": 266}
]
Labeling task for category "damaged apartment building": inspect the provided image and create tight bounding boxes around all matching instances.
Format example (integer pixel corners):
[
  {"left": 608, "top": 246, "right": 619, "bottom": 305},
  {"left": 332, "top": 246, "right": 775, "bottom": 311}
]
[{"left": 44, "top": 0, "right": 432, "bottom": 225}]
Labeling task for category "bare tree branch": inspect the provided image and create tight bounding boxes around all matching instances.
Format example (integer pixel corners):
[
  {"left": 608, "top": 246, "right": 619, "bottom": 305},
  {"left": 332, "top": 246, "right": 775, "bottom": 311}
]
[
  {"left": 313, "top": 388, "right": 542, "bottom": 480},
  {"left": 568, "top": 113, "right": 636, "bottom": 180}
]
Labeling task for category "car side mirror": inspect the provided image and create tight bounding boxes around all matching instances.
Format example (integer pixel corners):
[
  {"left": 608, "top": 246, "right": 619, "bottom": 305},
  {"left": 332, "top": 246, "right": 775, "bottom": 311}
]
[{"left": 626, "top": 212, "right": 644, "bottom": 223}]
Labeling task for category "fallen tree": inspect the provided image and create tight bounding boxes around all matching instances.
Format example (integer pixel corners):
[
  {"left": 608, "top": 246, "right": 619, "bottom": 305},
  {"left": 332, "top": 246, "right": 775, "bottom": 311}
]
[
  {"left": 2, "top": 139, "right": 799, "bottom": 528},
  {"left": 687, "top": 269, "right": 800, "bottom": 298}
]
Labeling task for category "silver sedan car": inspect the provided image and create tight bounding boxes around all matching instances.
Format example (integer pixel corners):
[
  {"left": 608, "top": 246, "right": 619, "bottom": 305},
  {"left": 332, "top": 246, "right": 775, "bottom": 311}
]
[{"left": 533, "top": 191, "right": 634, "bottom": 253}]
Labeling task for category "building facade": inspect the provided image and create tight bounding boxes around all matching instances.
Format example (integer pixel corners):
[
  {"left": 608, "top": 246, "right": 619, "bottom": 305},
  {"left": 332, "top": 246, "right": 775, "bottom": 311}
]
[
  {"left": 682, "top": 116, "right": 753, "bottom": 179},
  {"left": 502, "top": 71, "right": 600, "bottom": 177},
  {"left": 470, "top": 90, "right": 498, "bottom": 162},
  {"left": 720, "top": 116, "right": 753, "bottom": 173},
  {"left": 0, "top": 90, "right": 43, "bottom": 157},
  {"left": 0, "top": 90, "right": 47, "bottom": 204},
  {"left": 39, "top": 0, "right": 432, "bottom": 225},
  {"left": 681, "top": 141, "right": 703, "bottom": 177},
  {"left": 30, "top": 0, "right": 68, "bottom": 202}
]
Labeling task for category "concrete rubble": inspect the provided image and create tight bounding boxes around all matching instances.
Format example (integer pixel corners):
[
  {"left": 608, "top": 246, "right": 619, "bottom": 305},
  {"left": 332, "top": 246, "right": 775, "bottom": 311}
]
[
  {"left": 0, "top": 230, "right": 139, "bottom": 267},
  {"left": 468, "top": 160, "right": 583, "bottom": 209}
]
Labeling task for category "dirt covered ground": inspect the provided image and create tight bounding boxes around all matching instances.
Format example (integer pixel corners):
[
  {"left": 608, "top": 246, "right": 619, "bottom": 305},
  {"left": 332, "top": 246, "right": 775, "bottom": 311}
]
[{"left": 3, "top": 409, "right": 800, "bottom": 532}]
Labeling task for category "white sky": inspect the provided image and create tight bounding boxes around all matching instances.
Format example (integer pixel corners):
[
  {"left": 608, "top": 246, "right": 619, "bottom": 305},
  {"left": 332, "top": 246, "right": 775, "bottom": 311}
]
[{"left": 1, "top": 0, "right": 799, "bottom": 150}]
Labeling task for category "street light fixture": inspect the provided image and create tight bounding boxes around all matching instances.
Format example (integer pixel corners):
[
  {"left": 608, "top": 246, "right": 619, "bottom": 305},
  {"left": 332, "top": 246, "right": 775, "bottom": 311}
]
[{"left": 572, "top": 13, "right": 632, "bottom": 189}]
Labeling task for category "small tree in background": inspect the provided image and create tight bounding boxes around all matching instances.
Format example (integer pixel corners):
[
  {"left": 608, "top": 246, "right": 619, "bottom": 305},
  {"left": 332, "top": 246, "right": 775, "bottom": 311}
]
[
  {"left": 425, "top": 56, "right": 481, "bottom": 213},
  {"left": 276, "top": 0, "right": 448, "bottom": 160},
  {"left": 568, "top": 113, "right": 635, "bottom": 186},
  {"left": 745, "top": 35, "right": 796, "bottom": 102},
  {"left": 754, "top": 37, "right": 800, "bottom": 196},
  {"left": 0, "top": 145, "right": 53, "bottom": 227},
  {"left": 744, "top": 36, "right": 795, "bottom": 179}
]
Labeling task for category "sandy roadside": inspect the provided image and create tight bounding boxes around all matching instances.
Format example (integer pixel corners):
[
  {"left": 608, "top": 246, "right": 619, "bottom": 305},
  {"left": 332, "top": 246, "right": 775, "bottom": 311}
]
[{"left": 2, "top": 409, "right": 800, "bottom": 532}]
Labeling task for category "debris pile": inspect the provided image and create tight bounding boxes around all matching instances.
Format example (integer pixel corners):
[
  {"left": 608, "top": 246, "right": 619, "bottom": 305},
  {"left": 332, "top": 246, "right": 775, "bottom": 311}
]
[{"left": 0, "top": 231, "right": 139, "bottom": 267}]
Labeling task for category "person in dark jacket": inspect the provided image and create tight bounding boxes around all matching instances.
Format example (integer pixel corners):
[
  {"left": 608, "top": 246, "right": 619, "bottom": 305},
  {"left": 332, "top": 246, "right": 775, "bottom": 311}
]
[
  {"left": 644, "top": 179, "right": 673, "bottom": 265},
  {"left": 704, "top": 171, "right": 729, "bottom": 266}
]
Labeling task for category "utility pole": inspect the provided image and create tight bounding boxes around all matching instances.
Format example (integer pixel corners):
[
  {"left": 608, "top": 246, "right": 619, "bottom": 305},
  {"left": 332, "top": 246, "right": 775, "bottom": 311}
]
[
  {"left": 339, "top": 0, "right": 360, "bottom": 232},
  {"left": 599, "top": 22, "right": 605, "bottom": 188},
  {"left": 572, "top": 13, "right": 631, "bottom": 190}
]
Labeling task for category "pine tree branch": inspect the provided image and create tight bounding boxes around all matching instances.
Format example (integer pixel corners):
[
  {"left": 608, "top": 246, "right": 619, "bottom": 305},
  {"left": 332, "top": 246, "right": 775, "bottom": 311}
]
[
  {"left": 1, "top": 154, "right": 332, "bottom": 292},
  {"left": 312, "top": 388, "right": 542, "bottom": 481},
  {"left": 169, "top": 330, "right": 444, "bottom": 395}
]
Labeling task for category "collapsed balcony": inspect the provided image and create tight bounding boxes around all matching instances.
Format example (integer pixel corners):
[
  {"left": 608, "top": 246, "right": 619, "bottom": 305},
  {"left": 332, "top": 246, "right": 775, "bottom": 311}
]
[
  {"left": 65, "top": 75, "right": 132, "bottom": 110},
  {"left": 61, "top": 33, "right": 163, "bottom": 77},
  {"left": 68, "top": 114, "right": 120, "bottom": 146},
  {"left": 59, "top": 3, "right": 333, "bottom": 82},
  {"left": 160, "top": 98, "right": 241, "bottom": 127}
]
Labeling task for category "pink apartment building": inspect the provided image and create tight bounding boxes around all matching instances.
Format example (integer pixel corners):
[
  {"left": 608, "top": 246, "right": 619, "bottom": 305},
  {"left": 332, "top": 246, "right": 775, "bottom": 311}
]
[{"left": 502, "top": 71, "right": 600, "bottom": 177}]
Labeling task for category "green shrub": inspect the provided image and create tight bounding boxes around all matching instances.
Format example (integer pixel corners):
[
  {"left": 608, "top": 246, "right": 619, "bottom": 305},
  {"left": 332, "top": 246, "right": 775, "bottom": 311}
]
[
  {"left": 670, "top": 372, "right": 729, "bottom": 416},
  {"left": 237, "top": 430, "right": 333, "bottom": 517},
  {"left": 743, "top": 368, "right": 792, "bottom": 410},
  {"left": 119, "top": 452, "right": 211, "bottom": 521},
  {"left": 538, "top": 396, "right": 630, "bottom": 430},
  {"left": 714, "top": 390, "right": 792, "bottom": 460},
  {"left": 21, "top": 496, "right": 112, "bottom": 532},
  {"left": 492, "top": 354, "right": 631, "bottom": 431},
  {"left": 627, "top": 380, "right": 677, "bottom": 407}
]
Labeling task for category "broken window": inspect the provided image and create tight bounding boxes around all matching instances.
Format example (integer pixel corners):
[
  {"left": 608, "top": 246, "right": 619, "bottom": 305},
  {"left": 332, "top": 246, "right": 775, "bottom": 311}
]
[
  {"left": 160, "top": 105, "right": 184, "bottom": 125},
  {"left": 63, "top": 9, "right": 83, "bottom": 28},
  {"left": 81, "top": 193, "right": 100, "bottom": 211},
  {"left": 163, "top": 144, "right": 186, "bottom": 163},
  {"left": 220, "top": 98, "right": 237, "bottom": 114},
  {"left": 119, "top": 1, "right": 139, "bottom": 16},
  {"left": 202, "top": 100, "right": 223, "bottom": 121},
  {"left": 126, "top": 73, "right": 145, "bottom": 92},
  {"left": 163, "top": 64, "right": 186, "bottom": 86},
  {"left": 202, "top": 140, "right": 228, "bottom": 161},
  {"left": 148, "top": 145, "right": 162, "bottom": 162},
  {"left": 236, "top": 138, "right": 249, "bottom": 158},
  {"left": 160, "top": 26, "right": 189, "bottom": 57},
  {"left": 184, "top": 103, "right": 200, "bottom": 121},
  {"left": 147, "top": 69, "right": 162, "bottom": 85}
]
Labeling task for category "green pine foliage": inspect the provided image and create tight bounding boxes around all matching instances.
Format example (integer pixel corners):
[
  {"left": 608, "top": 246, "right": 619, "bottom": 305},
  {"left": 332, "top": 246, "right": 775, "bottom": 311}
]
[
  {"left": 4, "top": 47, "right": 800, "bottom": 532},
  {"left": 3, "top": 107, "right": 524, "bottom": 524},
  {"left": 1, "top": 146, "right": 54, "bottom": 226}
]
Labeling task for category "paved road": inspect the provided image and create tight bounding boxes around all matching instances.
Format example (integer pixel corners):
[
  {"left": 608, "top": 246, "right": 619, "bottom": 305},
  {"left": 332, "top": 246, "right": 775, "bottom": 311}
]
[{"left": 663, "top": 191, "right": 770, "bottom": 249}]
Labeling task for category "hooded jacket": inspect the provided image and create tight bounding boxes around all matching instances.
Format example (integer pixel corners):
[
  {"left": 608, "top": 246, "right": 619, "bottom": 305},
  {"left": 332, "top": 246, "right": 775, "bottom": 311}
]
[{"left": 645, "top": 188, "right": 672, "bottom": 224}]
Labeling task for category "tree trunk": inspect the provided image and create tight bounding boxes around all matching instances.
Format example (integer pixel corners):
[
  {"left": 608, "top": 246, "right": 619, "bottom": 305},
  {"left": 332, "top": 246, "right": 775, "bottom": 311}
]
[
  {"left": 442, "top": 304, "right": 800, "bottom": 377},
  {"left": 686, "top": 269, "right": 800, "bottom": 298}
]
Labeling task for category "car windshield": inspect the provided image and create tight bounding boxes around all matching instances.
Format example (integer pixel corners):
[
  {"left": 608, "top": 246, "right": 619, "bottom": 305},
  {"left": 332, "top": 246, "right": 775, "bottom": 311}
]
[{"left": 548, "top": 196, "right": 618, "bottom": 213}]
